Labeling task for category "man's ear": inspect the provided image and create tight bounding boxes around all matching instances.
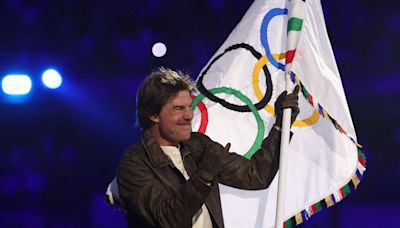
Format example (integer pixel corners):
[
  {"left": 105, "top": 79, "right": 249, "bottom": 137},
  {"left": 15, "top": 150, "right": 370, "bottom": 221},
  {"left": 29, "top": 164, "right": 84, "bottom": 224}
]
[{"left": 149, "top": 114, "right": 159, "bottom": 124}]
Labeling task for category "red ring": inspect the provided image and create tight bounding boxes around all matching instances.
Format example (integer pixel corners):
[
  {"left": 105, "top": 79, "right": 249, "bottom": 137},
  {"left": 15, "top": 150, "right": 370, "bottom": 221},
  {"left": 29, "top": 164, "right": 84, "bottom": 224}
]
[{"left": 191, "top": 95, "right": 208, "bottom": 133}]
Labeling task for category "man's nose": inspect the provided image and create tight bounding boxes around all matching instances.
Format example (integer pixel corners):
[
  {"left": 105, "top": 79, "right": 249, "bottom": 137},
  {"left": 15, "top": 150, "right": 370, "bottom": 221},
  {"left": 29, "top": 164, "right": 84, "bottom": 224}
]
[{"left": 184, "top": 108, "right": 194, "bottom": 120}]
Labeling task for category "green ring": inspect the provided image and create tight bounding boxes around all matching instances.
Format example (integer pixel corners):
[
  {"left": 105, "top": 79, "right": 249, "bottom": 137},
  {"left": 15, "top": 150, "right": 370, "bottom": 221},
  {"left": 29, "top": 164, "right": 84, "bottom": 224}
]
[{"left": 192, "top": 87, "right": 265, "bottom": 159}]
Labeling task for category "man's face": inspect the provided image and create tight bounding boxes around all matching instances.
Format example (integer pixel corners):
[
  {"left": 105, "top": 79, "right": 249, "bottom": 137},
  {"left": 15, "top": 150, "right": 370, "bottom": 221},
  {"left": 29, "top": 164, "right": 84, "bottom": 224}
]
[{"left": 150, "top": 90, "right": 193, "bottom": 146}]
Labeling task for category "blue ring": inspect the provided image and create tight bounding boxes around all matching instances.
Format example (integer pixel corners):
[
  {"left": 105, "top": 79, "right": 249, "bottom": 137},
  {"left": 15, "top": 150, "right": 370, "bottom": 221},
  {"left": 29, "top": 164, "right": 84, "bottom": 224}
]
[{"left": 260, "top": 8, "right": 288, "bottom": 71}]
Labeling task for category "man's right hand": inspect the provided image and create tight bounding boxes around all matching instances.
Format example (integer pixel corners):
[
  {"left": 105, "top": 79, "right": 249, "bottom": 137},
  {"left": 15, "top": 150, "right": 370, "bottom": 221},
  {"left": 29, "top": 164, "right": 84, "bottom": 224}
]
[{"left": 197, "top": 143, "right": 231, "bottom": 184}]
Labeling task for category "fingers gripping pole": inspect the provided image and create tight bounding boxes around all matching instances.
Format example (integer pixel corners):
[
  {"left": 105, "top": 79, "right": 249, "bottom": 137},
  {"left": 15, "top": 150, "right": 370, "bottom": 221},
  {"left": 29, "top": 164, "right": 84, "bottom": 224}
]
[{"left": 275, "top": 72, "right": 293, "bottom": 228}]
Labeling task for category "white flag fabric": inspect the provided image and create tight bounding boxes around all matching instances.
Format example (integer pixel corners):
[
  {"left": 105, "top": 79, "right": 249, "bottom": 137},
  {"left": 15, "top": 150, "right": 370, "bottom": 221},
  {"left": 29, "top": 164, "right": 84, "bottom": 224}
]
[{"left": 191, "top": 0, "right": 366, "bottom": 227}]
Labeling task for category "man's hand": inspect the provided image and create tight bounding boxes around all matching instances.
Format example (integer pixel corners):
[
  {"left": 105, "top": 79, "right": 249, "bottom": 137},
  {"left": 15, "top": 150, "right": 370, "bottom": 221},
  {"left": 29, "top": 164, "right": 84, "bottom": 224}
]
[
  {"left": 274, "top": 85, "right": 300, "bottom": 129},
  {"left": 197, "top": 143, "right": 231, "bottom": 184}
]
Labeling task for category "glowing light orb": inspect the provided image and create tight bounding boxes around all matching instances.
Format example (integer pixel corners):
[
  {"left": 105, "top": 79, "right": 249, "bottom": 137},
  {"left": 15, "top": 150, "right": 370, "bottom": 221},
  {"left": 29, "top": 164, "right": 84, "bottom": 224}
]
[
  {"left": 152, "top": 42, "right": 167, "bottom": 57},
  {"left": 42, "top": 69, "right": 62, "bottom": 89}
]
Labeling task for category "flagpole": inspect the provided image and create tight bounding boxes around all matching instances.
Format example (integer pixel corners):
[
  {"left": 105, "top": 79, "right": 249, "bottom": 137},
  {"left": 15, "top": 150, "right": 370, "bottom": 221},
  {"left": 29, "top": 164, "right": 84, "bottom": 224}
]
[{"left": 275, "top": 71, "right": 293, "bottom": 228}]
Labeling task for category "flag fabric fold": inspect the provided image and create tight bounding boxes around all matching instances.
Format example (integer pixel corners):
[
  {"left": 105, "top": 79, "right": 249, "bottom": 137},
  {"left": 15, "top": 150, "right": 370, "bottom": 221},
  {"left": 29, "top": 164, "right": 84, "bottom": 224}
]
[{"left": 191, "top": 0, "right": 366, "bottom": 227}]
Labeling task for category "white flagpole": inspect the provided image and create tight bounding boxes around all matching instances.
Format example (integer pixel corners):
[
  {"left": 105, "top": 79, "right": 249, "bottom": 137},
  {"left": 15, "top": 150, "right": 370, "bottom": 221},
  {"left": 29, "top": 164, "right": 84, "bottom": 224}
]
[
  {"left": 275, "top": 0, "right": 307, "bottom": 225},
  {"left": 274, "top": 71, "right": 293, "bottom": 228}
]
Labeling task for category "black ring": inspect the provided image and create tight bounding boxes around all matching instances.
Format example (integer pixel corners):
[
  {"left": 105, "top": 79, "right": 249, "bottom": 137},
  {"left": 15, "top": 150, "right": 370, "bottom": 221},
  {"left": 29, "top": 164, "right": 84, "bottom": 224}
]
[{"left": 196, "top": 43, "right": 273, "bottom": 112}]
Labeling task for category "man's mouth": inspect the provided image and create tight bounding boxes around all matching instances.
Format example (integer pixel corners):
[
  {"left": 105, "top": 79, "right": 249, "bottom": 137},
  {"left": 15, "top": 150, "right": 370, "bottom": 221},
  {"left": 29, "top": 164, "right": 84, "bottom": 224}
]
[{"left": 178, "top": 122, "right": 191, "bottom": 128}]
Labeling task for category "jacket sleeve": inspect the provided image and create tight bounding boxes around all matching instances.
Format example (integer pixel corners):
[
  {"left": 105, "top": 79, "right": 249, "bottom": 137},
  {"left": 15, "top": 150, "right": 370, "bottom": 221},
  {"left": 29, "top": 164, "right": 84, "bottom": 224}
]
[
  {"left": 203, "top": 127, "right": 282, "bottom": 190},
  {"left": 117, "top": 150, "right": 212, "bottom": 228}
]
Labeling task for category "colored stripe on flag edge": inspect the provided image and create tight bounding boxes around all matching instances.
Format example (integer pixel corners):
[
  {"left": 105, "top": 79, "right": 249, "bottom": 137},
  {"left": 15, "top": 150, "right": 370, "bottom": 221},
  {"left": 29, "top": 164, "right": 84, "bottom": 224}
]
[
  {"left": 283, "top": 72, "right": 367, "bottom": 227},
  {"left": 284, "top": 168, "right": 365, "bottom": 227},
  {"left": 289, "top": 72, "right": 364, "bottom": 152}
]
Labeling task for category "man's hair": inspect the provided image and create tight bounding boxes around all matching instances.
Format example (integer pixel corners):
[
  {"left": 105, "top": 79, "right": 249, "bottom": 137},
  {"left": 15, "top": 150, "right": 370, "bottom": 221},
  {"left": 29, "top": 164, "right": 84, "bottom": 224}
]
[{"left": 137, "top": 67, "right": 194, "bottom": 130}]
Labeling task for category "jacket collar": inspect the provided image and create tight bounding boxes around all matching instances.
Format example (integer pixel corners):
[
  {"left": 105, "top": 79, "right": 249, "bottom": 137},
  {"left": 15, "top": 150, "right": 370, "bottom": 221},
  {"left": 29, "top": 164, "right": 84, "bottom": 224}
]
[{"left": 140, "top": 130, "right": 191, "bottom": 168}]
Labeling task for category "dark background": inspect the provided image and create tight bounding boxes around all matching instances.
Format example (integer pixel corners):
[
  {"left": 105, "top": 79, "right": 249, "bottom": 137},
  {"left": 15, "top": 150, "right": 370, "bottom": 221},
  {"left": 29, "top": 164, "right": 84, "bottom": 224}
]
[{"left": 0, "top": 0, "right": 399, "bottom": 227}]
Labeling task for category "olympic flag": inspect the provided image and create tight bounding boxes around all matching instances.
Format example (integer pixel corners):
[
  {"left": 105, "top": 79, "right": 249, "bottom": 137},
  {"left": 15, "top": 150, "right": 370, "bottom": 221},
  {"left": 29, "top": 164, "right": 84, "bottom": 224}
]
[{"left": 191, "top": 0, "right": 366, "bottom": 227}]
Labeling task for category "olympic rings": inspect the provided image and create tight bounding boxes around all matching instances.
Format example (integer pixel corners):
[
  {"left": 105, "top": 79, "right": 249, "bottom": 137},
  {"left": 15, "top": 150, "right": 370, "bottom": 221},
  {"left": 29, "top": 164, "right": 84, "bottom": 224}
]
[
  {"left": 192, "top": 87, "right": 264, "bottom": 159},
  {"left": 192, "top": 6, "right": 321, "bottom": 155}
]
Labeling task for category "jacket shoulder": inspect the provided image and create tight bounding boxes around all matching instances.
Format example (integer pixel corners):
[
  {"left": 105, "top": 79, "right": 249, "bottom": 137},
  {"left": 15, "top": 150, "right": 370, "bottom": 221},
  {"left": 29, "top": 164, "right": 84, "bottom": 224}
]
[
  {"left": 124, "top": 142, "right": 144, "bottom": 156},
  {"left": 118, "top": 142, "right": 146, "bottom": 167}
]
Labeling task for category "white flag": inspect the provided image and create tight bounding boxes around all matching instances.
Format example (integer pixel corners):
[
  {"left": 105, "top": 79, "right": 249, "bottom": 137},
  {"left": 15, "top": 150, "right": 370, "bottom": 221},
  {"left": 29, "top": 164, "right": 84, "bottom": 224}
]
[{"left": 191, "top": 0, "right": 366, "bottom": 227}]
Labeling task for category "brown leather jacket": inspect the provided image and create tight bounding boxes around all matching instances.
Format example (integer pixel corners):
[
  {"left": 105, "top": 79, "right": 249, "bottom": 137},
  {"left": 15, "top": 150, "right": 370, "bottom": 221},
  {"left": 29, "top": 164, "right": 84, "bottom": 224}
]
[{"left": 117, "top": 128, "right": 281, "bottom": 228}]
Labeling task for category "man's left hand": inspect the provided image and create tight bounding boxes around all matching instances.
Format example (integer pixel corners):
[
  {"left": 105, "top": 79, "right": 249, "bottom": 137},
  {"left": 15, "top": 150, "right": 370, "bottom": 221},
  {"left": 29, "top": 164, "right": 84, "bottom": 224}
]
[{"left": 274, "top": 85, "right": 300, "bottom": 128}]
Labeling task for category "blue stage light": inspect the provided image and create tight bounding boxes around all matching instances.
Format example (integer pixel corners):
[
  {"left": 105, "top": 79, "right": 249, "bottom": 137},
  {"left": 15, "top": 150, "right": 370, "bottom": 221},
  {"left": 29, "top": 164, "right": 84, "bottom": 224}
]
[
  {"left": 42, "top": 69, "right": 62, "bottom": 89},
  {"left": 1, "top": 74, "right": 32, "bottom": 95}
]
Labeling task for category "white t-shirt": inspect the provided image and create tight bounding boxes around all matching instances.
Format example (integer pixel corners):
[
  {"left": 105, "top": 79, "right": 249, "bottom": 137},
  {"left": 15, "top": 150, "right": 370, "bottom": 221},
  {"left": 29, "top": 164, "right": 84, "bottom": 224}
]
[{"left": 161, "top": 146, "right": 213, "bottom": 228}]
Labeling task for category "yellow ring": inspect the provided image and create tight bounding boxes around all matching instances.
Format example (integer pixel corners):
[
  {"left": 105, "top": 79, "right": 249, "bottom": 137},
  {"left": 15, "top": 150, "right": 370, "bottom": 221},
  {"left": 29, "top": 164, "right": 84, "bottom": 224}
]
[{"left": 252, "top": 54, "right": 320, "bottom": 127}]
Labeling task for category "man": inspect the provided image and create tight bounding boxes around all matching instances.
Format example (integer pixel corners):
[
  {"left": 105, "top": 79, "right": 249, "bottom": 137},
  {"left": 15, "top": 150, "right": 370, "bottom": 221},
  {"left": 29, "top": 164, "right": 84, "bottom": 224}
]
[{"left": 115, "top": 68, "right": 299, "bottom": 228}]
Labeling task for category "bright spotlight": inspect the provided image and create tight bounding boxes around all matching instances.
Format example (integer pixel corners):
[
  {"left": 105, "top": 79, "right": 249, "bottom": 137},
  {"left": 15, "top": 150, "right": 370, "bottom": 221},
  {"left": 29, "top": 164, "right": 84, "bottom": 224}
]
[
  {"left": 42, "top": 69, "right": 62, "bottom": 89},
  {"left": 1, "top": 74, "right": 32, "bottom": 95},
  {"left": 152, "top": 42, "right": 167, "bottom": 57}
]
